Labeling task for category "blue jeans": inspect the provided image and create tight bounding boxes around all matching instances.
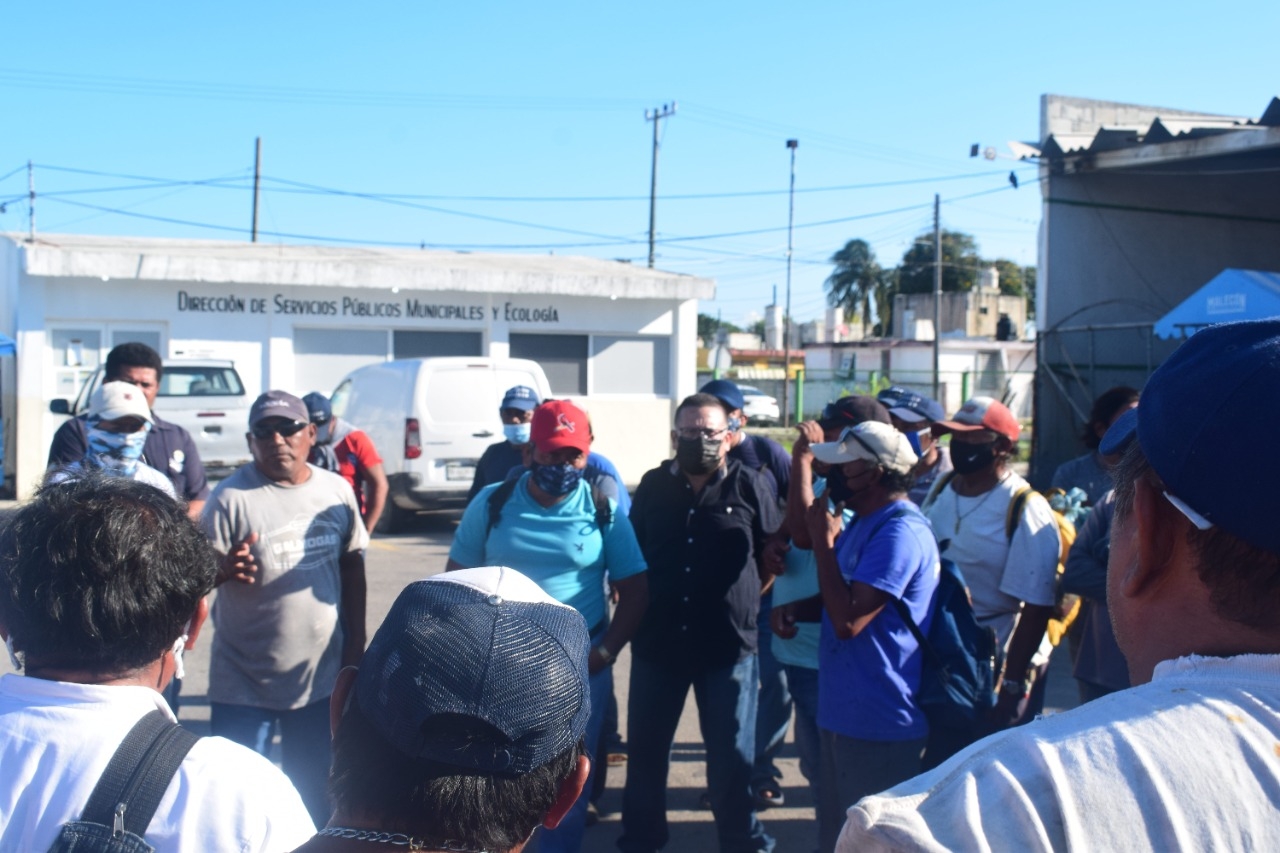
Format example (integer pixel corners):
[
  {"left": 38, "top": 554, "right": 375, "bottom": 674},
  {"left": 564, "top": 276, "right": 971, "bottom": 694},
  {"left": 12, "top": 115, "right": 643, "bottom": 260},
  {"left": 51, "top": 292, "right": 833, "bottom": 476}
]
[
  {"left": 752, "top": 596, "right": 792, "bottom": 791},
  {"left": 782, "top": 664, "right": 820, "bottom": 789},
  {"left": 533, "top": 659, "right": 611, "bottom": 853},
  {"left": 211, "top": 698, "right": 332, "bottom": 828},
  {"left": 619, "top": 654, "right": 774, "bottom": 853}
]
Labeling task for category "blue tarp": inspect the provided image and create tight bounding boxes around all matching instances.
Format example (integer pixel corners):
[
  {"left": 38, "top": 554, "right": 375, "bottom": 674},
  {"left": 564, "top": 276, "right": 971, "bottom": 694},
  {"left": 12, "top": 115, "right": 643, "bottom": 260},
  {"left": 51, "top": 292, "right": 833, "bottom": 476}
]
[
  {"left": 1154, "top": 269, "right": 1280, "bottom": 340},
  {"left": 0, "top": 334, "right": 13, "bottom": 356}
]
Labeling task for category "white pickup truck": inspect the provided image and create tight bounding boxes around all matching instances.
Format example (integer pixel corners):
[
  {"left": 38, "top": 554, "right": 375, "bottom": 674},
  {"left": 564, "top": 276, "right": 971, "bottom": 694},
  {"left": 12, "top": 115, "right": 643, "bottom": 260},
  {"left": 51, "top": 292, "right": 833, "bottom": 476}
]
[{"left": 50, "top": 359, "right": 253, "bottom": 477}]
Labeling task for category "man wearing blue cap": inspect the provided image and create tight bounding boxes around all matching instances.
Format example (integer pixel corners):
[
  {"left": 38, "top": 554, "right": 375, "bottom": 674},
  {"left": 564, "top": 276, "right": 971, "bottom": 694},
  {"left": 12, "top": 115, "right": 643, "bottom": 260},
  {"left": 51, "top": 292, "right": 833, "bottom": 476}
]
[
  {"left": 293, "top": 566, "right": 591, "bottom": 853},
  {"left": 875, "top": 386, "right": 951, "bottom": 507},
  {"left": 839, "top": 319, "right": 1280, "bottom": 851},
  {"left": 468, "top": 385, "right": 541, "bottom": 502}
]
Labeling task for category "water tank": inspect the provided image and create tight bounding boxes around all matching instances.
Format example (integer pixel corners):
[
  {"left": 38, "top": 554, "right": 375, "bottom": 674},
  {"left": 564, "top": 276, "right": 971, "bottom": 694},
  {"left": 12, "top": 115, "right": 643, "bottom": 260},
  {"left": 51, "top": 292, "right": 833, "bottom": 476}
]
[
  {"left": 978, "top": 266, "right": 1000, "bottom": 291},
  {"left": 764, "top": 303, "right": 784, "bottom": 349}
]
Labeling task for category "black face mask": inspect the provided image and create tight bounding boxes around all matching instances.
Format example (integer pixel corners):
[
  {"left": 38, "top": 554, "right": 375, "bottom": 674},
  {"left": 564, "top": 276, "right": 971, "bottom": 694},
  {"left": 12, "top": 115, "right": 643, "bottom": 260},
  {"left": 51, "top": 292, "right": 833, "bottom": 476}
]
[
  {"left": 950, "top": 441, "right": 997, "bottom": 475},
  {"left": 676, "top": 436, "right": 722, "bottom": 475},
  {"left": 826, "top": 474, "right": 857, "bottom": 505}
]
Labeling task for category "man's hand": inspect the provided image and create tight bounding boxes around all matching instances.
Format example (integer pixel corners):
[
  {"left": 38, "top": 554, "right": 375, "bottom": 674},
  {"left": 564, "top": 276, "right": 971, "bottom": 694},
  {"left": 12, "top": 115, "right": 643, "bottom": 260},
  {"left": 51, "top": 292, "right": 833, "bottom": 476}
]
[
  {"left": 761, "top": 536, "right": 791, "bottom": 579},
  {"left": 804, "top": 484, "right": 844, "bottom": 551},
  {"left": 794, "top": 420, "right": 824, "bottom": 459},
  {"left": 770, "top": 601, "right": 800, "bottom": 639},
  {"left": 217, "top": 533, "right": 259, "bottom": 585}
]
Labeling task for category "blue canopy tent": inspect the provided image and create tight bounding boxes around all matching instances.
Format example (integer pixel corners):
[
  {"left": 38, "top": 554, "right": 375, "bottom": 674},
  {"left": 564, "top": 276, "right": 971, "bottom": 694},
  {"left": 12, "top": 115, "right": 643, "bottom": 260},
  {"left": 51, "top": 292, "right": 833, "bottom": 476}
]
[
  {"left": 0, "top": 334, "right": 14, "bottom": 357},
  {"left": 1154, "top": 269, "right": 1280, "bottom": 339}
]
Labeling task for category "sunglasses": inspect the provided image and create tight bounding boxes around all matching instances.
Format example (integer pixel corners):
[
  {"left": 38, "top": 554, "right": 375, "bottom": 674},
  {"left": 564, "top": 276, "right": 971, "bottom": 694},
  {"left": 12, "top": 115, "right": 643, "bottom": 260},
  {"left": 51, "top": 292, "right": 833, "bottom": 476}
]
[{"left": 251, "top": 420, "right": 309, "bottom": 440}]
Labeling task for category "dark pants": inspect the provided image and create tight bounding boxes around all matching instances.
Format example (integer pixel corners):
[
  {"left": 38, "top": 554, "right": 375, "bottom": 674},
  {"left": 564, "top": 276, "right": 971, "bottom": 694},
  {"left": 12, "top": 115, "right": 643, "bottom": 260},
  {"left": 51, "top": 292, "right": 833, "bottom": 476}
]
[
  {"left": 619, "top": 653, "right": 774, "bottom": 853},
  {"left": 817, "top": 728, "right": 926, "bottom": 853},
  {"left": 752, "top": 595, "right": 792, "bottom": 794},
  {"left": 211, "top": 698, "right": 332, "bottom": 827}
]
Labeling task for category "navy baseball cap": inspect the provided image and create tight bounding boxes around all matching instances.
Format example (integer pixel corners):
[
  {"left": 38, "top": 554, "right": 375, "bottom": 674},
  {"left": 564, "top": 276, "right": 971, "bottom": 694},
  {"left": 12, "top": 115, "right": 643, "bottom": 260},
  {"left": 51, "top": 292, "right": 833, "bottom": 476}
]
[
  {"left": 700, "top": 379, "right": 745, "bottom": 412},
  {"left": 501, "top": 386, "right": 540, "bottom": 412},
  {"left": 818, "top": 396, "right": 891, "bottom": 430},
  {"left": 1100, "top": 319, "right": 1280, "bottom": 552},
  {"left": 301, "top": 392, "right": 333, "bottom": 424},
  {"left": 355, "top": 566, "right": 590, "bottom": 775},
  {"left": 876, "top": 386, "right": 946, "bottom": 424}
]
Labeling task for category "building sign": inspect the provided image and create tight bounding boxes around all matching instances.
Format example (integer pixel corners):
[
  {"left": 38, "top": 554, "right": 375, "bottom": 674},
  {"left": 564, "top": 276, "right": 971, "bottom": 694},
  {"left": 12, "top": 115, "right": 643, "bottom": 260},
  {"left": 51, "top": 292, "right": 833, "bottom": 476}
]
[{"left": 176, "top": 290, "right": 560, "bottom": 323}]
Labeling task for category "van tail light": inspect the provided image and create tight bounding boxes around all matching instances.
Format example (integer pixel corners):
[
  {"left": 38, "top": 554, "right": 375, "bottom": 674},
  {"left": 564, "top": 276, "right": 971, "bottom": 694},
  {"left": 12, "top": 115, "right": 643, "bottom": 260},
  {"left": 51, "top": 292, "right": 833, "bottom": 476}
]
[{"left": 405, "top": 418, "right": 422, "bottom": 459}]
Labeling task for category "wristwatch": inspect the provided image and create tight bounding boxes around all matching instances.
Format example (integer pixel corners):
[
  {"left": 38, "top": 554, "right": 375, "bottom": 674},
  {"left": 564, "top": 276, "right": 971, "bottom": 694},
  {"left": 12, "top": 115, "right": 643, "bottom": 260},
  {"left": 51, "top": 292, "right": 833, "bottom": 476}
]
[
  {"left": 1001, "top": 677, "right": 1030, "bottom": 696},
  {"left": 594, "top": 645, "right": 615, "bottom": 666}
]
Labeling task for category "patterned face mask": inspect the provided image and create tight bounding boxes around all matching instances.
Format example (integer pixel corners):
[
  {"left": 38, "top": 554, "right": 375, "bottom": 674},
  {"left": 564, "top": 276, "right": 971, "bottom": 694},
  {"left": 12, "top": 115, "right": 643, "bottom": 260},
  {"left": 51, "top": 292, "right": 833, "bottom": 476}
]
[{"left": 87, "top": 421, "right": 151, "bottom": 476}]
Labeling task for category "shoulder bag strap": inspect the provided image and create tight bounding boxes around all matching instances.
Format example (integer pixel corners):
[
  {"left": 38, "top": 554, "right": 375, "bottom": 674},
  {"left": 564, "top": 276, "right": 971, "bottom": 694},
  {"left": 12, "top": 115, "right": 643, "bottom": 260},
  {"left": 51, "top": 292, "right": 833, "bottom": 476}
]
[{"left": 80, "top": 710, "right": 200, "bottom": 838}]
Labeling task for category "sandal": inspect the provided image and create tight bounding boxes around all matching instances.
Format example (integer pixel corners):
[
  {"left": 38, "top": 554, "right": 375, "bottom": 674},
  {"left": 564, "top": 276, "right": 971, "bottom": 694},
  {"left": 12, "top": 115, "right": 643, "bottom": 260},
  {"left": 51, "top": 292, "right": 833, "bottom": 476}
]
[{"left": 752, "top": 782, "right": 785, "bottom": 810}]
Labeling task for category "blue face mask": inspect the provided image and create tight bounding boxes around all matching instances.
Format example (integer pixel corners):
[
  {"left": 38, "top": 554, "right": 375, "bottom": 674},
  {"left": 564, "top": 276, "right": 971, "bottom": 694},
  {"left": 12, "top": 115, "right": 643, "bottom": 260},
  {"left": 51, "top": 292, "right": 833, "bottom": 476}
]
[
  {"left": 504, "top": 422, "right": 532, "bottom": 445},
  {"left": 531, "top": 460, "right": 583, "bottom": 497},
  {"left": 87, "top": 422, "right": 150, "bottom": 475}
]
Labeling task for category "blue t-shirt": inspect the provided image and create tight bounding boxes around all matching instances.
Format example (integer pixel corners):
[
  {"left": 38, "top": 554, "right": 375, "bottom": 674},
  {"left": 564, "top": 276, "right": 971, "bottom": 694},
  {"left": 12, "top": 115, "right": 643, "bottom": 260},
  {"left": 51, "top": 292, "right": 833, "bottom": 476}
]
[
  {"left": 771, "top": 475, "right": 852, "bottom": 670},
  {"left": 449, "top": 473, "right": 647, "bottom": 628},
  {"left": 818, "top": 500, "right": 940, "bottom": 741}
]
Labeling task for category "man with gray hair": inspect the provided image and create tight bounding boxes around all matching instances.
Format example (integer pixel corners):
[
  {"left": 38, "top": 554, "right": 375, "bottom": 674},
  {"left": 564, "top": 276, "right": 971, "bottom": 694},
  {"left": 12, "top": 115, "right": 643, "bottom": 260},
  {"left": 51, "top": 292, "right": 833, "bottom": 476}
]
[{"left": 840, "top": 318, "right": 1280, "bottom": 851}]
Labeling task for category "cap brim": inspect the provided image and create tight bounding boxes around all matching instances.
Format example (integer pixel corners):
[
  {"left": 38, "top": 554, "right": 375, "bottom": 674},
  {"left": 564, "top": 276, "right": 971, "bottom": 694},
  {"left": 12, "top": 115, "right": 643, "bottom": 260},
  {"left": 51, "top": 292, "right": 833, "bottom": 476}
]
[
  {"left": 888, "top": 407, "right": 928, "bottom": 423},
  {"left": 809, "top": 441, "right": 853, "bottom": 465},
  {"left": 931, "top": 419, "right": 988, "bottom": 437},
  {"left": 1099, "top": 407, "right": 1138, "bottom": 456},
  {"left": 502, "top": 399, "right": 538, "bottom": 412}
]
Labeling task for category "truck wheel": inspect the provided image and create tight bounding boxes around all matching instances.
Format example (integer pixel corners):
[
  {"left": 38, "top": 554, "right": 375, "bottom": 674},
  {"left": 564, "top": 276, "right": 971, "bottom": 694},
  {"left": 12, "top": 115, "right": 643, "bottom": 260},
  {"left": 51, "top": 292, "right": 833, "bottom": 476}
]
[{"left": 381, "top": 502, "right": 417, "bottom": 534}]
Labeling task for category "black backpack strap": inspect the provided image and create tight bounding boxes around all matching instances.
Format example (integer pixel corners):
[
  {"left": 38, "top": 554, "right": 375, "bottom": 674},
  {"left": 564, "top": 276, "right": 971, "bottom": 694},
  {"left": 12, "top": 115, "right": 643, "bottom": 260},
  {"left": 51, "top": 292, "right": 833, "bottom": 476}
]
[
  {"left": 80, "top": 710, "right": 199, "bottom": 838},
  {"left": 591, "top": 485, "right": 613, "bottom": 530},
  {"left": 485, "top": 477, "right": 520, "bottom": 536},
  {"left": 889, "top": 596, "right": 948, "bottom": 677}
]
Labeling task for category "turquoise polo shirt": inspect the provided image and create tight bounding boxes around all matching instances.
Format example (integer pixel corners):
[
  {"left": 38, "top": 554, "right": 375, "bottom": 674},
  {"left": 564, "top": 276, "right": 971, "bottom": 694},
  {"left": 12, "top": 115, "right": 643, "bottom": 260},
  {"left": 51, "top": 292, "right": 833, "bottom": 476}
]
[{"left": 449, "top": 472, "right": 647, "bottom": 628}]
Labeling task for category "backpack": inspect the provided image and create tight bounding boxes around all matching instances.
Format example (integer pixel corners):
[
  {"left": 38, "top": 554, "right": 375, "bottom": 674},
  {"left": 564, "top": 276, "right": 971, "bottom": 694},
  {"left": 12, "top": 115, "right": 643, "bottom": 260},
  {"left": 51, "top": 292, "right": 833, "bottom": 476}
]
[
  {"left": 923, "top": 471, "right": 1078, "bottom": 646},
  {"left": 854, "top": 506, "right": 1002, "bottom": 731},
  {"left": 485, "top": 477, "right": 612, "bottom": 539},
  {"left": 47, "top": 711, "right": 199, "bottom": 853}
]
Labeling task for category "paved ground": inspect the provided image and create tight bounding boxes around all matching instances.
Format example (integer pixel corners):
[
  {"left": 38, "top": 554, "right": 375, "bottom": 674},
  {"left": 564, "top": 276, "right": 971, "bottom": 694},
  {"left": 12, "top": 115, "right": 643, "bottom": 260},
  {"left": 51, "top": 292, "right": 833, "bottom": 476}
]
[{"left": 0, "top": 504, "right": 1080, "bottom": 852}]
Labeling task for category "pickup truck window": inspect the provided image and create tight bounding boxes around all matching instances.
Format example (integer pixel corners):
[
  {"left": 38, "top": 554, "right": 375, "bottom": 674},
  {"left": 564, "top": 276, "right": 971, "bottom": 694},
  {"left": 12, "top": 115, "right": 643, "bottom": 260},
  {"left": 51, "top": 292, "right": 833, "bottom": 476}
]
[{"left": 159, "top": 366, "right": 245, "bottom": 397}]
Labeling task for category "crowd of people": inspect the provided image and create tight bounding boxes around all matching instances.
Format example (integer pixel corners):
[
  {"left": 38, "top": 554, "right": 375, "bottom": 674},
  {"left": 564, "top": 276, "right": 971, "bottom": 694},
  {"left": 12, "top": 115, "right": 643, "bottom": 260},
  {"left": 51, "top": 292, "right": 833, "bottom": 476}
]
[{"left": 2, "top": 320, "right": 1280, "bottom": 852}]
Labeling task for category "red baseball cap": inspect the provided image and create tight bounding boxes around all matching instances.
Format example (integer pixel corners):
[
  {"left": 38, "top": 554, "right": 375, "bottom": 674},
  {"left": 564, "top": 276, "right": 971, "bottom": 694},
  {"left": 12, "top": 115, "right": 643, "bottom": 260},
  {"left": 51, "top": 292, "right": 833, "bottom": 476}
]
[
  {"left": 932, "top": 396, "right": 1021, "bottom": 442},
  {"left": 530, "top": 400, "right": 591, "bottom": 454}
]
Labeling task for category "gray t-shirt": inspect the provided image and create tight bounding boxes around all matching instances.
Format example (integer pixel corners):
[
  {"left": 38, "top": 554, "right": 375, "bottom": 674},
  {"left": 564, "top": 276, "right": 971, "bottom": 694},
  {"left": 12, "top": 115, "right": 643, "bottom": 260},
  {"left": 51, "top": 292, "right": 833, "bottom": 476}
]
[{"left": 202, "top": 463, "right": 369, "bottom": 710}]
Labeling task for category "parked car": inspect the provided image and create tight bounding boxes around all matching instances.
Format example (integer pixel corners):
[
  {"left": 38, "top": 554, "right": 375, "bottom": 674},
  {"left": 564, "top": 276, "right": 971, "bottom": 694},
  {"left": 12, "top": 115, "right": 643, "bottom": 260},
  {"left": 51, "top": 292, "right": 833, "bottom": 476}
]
[
  {"left": 739, "top": 384, "right": 780, "bottom": 425},
  {"left": 49, "top": 359, "right": 252, "bottom": 477},
  {"left": 330, "top": 357, "right": 552, "bottom": 530}
]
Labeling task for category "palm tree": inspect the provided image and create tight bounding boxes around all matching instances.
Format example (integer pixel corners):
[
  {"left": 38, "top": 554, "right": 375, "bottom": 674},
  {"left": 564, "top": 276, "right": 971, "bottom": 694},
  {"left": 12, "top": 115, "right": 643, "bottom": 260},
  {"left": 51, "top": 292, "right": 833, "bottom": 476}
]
[{"left": 826, "top": 239, "right": 881, "bottom": 337}]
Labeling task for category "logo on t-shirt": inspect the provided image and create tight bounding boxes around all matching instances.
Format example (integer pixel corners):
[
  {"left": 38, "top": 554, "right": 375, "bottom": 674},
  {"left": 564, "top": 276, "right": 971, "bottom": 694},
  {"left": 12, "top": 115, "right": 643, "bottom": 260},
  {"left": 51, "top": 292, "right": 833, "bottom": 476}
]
[{"left": 263, "top": 513, "right": 345, "bottom": 572}]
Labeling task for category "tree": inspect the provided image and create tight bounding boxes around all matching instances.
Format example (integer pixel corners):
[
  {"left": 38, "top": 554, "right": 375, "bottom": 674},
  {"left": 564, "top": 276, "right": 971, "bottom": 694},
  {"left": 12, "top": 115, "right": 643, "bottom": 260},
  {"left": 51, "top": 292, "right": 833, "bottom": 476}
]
[
  {"left": 897, "top": 230, "right": 981, "bottom": 294},
  {"left": 871, "top": 267, "right": 897, "bottom": 337},
  {"left": 825, "top": 239, "right": 882, "bottom": 337},
  {"left": 697, "top": 312, "right": 740, "bottom": 342}
]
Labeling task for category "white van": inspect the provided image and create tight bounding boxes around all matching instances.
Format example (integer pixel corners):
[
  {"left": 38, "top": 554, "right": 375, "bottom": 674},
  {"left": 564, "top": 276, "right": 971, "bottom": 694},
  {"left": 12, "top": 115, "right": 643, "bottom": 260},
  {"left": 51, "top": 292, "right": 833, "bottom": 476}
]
[{"left": 330, "top": 357, "right": 551, "bottom": 529}]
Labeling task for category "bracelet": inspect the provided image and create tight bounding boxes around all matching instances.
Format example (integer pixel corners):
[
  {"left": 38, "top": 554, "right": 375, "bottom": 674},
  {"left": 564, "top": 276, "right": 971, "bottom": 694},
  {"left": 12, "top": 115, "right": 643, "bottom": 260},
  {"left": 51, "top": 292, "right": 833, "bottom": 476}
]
[{"left": 594, "top": 645, "right": 615, "bottom": 666}]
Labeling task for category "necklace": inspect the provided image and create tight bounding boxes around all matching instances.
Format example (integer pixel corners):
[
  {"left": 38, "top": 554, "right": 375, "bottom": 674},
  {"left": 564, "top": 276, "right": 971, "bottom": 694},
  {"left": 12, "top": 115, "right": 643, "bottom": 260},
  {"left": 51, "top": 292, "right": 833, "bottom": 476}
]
[
  {"left": 316, "top": 827, "right": 486, "bottom": 853},
  {"left": 952, "top": 475, "right": 1009, "bottom": 533}
]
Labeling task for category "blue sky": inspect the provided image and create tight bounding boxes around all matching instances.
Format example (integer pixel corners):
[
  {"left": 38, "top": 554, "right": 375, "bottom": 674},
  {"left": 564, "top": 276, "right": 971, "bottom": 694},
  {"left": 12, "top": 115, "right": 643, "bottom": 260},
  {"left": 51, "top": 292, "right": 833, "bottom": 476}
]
[{"left": 1, "top": 2, "right": 1276, "bottom": 328}]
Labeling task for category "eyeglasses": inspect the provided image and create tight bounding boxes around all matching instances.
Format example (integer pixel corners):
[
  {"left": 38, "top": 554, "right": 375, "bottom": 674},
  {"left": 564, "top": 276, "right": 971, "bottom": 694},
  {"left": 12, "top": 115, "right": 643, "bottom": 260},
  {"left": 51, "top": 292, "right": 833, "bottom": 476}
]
[
  {"left": 676, "top": 427, "right": 728, "bottom": 441},
  {"left": 251, "top": 420, "right": 309, "bottom": 440}
]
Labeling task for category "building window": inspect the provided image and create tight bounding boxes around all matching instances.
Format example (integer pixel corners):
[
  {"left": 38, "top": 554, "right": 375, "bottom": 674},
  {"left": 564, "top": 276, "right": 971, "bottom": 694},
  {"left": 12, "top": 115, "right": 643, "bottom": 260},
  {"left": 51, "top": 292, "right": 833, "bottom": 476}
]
[
  {"left": 510, "top": 333, "right": 587, "bottom": 395},
  {"left": 592, "top": 335, "right": 670, "bottom": 395},
  {"left": 393, "top": 331, "right": 483, "bottom": 359}
]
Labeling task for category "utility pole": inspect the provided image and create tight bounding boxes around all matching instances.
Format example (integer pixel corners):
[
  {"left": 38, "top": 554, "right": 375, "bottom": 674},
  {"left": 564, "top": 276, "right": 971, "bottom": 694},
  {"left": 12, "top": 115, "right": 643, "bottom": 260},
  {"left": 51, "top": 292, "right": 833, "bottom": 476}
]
[
  {"left": 251, "top": 137, "right": 262, "bottom": 243},
  {"left": 932, "top": 193, "right": 942, "bottom": 401},
  {"left": 26, "top": 160, "right": 35, "bottom": 242},
  {"left": 782, "top": 139, "right": 798, "bottom": 428},
  {"left": 645, "top": 103, "right": 676, "bottom": 268}
]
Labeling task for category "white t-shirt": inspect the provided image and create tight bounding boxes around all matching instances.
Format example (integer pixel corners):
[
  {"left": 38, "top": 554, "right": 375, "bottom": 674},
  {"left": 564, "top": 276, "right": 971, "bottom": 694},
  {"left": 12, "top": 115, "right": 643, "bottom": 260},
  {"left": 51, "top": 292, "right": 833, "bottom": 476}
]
[
  {"left": 924, "top": 472, "right": 1060, "bottom": 649},
  {"left": 839, "top": 653, "right": 1280, "bottom": 852},
  {"left": 0, "top": 674, "right": 315, "bottom": 852}
]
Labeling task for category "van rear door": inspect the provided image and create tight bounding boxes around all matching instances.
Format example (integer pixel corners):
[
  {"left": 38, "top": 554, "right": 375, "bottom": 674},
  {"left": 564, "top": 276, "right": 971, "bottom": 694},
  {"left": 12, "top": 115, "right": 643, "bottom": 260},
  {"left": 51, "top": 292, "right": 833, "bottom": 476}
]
[{"left": 415, "top": 361, "right": 509, "bottom": 486}]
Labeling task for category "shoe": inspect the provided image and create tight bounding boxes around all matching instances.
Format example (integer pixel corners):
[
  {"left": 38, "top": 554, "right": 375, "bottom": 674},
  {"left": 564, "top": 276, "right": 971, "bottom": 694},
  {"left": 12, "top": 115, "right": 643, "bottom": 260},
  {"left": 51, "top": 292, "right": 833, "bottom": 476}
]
[{"left": 752, "top": 782, "right": 785, "bottom": 810}]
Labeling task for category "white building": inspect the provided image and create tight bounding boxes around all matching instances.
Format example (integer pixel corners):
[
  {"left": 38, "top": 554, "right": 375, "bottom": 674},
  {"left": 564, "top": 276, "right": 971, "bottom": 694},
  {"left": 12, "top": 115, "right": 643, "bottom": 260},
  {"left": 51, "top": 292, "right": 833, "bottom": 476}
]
[{"left": 0, "top": 234, "right": 714, "bottom": 497}]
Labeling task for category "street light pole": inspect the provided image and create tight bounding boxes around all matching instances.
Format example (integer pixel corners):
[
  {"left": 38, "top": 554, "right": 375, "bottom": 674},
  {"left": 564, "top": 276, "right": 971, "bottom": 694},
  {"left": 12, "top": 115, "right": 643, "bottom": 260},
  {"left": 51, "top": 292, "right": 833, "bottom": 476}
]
[{"left": 782, "top": 139, "right": 798, "bottom": 428}]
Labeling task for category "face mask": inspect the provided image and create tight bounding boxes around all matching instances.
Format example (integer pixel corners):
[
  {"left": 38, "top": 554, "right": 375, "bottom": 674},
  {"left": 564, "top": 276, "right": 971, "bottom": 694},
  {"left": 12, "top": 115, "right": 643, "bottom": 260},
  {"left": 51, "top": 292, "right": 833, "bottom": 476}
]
[
  {"left": 504, "top": 422, "right": 532, "bottom": 445},
  {"left": 170, "top": 632, "right": 189, "bottom": 681},
  {"left": 531, "top": 460, "right": 583, "bottom": 497},
  {"left": 905, "top": 429, "right": 923, "bottom": 456},
  {"left": 676, "top": 436, "right": 723, "bottom": 476},
  {"left": 5, "top": 634, "right": 21, "bottom": 671},
  {"left": 950, "top": 441, "right": 997, "bottom": 475},
  {"left": 728, "top": 416, "right": 743, "bottom": 433},
  {"left": 87, "top": 422, "right": 150, "bottom": 475},
  {"left": 828, "top": 468, "right": 874, "bottom": 506}
]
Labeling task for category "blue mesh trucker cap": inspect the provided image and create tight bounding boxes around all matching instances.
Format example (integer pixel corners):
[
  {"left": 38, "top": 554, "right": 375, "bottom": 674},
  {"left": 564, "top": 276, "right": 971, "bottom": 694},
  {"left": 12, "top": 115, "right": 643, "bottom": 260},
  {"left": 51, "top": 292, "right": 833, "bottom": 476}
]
[
  {"left": 1100, "top": 318, "right": 1280, "bottom": 553},
  {"left": 355, "top": 566, "right": 591, "bottom": 774}
]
